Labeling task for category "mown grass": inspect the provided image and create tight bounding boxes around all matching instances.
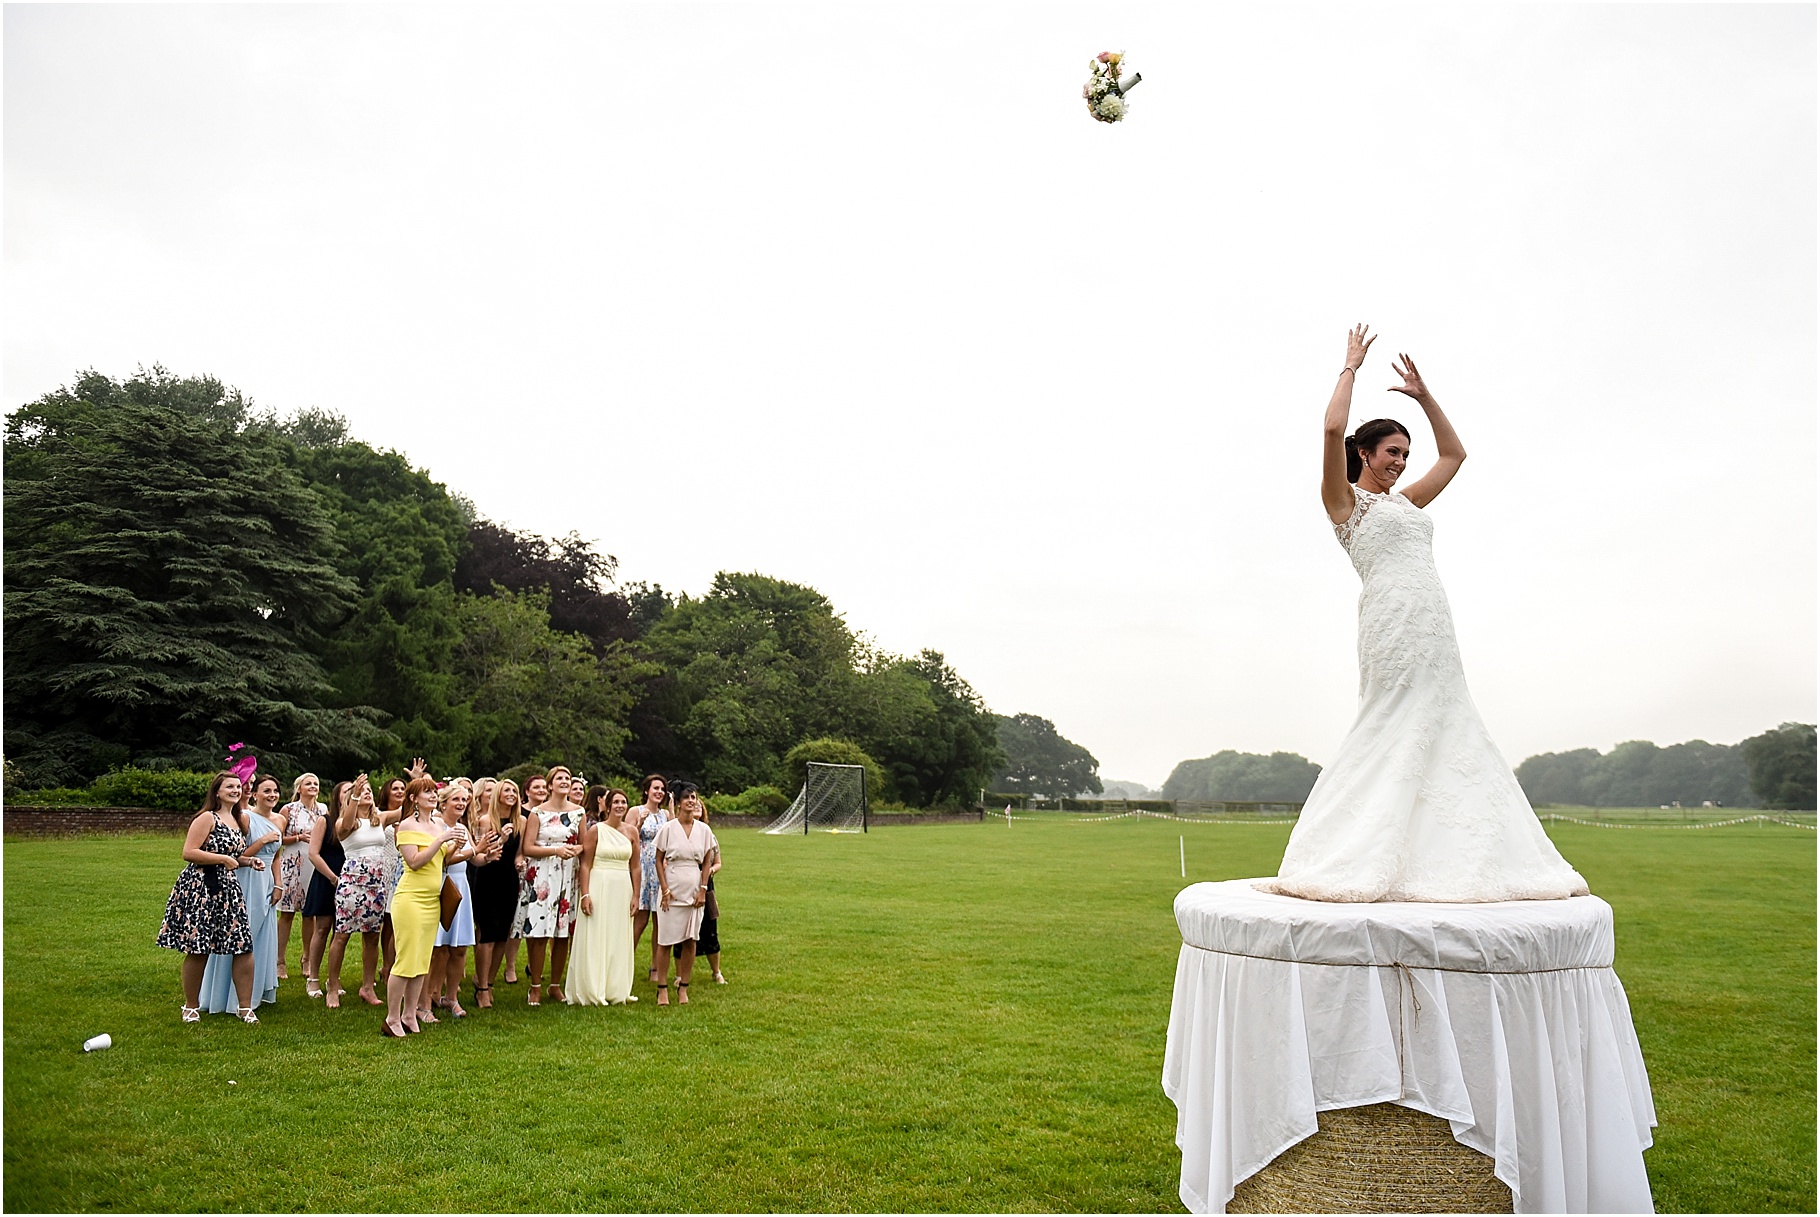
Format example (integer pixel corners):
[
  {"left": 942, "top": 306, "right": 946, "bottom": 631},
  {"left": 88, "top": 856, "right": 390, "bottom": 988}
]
[{"left": 3, "top": 819, "right": 1812, "bottom": 1212}]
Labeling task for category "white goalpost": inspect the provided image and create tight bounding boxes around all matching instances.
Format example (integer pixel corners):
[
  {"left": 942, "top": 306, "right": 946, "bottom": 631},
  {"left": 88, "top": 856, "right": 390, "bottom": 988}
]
[{"left": 762, "top": 762, "right": 868, "bottom": 834}]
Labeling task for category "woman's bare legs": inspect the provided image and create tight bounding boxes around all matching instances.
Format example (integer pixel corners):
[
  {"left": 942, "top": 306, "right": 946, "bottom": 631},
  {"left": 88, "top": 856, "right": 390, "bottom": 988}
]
[
  {"left": 276, "top": 910, "right": 296, "bottom": 978},
  {"left": 547, "top": 937, "right": 571, "bottom": 1002},
  {"left": 675, "top": 940, "right": 697, "bottom": 1004},
  {"left": 181, "top": 954, "right": 208, "bottom": 1007},
  {"left": 323, "top": 931, "right": 351, "bottom": 1008},
  {"left": 526, "top": 938, "right": 548, "bottom": 1004}
]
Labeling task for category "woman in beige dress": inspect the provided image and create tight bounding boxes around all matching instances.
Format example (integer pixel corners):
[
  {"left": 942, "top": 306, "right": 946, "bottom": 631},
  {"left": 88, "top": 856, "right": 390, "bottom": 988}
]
[
  {"left": 568, "top": 787, "right": 640, "bottom": 1006},
  {"left": 653, "top": 783, "right": 720, "bottom": 1006}
]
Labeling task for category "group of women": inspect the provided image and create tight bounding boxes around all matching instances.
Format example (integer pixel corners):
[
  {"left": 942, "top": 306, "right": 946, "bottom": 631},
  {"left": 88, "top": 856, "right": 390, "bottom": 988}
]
[{"left": 156, "top": 763, "right": 725, "bottom": 1032}]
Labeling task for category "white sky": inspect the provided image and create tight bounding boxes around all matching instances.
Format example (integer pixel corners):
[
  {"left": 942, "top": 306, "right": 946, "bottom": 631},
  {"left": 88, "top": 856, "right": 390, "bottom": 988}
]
[{"left": 6, "top": 3, "right": 1815, "bottom": 787}]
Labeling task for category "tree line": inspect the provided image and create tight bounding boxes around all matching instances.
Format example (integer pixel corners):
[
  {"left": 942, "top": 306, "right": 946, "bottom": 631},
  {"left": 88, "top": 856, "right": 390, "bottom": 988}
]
[
  {"left": 4, "top": 367, "right": 1078, "bottom": 807},
  {"left": 1515, "top": 725, "right": 1815, "bottom": 811}
]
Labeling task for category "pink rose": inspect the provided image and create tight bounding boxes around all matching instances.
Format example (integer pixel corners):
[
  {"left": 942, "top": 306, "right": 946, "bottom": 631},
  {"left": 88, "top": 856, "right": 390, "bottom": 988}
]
[{"left": 1097, "top": 51, "right": 1112, "bottom": 62}]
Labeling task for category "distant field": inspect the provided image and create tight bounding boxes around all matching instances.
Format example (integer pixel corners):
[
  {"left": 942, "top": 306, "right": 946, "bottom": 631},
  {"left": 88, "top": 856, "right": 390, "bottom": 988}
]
[{"left": 3, "top": 819, "right": 1812, "bottom": 1212}]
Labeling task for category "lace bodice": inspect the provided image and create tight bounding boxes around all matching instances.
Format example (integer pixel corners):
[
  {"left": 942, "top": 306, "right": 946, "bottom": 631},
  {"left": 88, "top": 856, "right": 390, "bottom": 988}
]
[
  {"left": 1266, "top": 487, "right": 1588, "bottom": 902},
  {"left": 1333, "top": 489, "right": 1462, "bottom": 695}
]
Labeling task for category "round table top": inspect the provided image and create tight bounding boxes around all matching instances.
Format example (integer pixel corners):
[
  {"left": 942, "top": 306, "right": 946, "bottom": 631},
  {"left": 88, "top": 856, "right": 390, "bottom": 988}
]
[{"left": 1174, "top": 878, "right": 1615, "bottom": 972}]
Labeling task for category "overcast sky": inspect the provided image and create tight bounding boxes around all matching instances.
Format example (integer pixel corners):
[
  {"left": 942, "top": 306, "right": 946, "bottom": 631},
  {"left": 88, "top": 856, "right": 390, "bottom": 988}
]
[{"left": 7, "top": 3, "right": 1814, "bottom": 787}]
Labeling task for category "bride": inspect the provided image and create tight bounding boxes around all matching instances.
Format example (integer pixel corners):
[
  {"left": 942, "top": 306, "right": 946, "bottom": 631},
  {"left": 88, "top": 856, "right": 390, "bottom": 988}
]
[{"left": 1264, "top": 325, "right": 1588, "bottom": 903}]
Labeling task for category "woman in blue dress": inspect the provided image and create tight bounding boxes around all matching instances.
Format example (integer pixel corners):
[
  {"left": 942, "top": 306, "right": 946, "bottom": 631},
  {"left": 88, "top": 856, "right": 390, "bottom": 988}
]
[
  {"left": 632, "top": 773, "right": 670, "bottom": 985},
  {"left": 201, "top": 773, "right": 283, "bottom": 1014}
]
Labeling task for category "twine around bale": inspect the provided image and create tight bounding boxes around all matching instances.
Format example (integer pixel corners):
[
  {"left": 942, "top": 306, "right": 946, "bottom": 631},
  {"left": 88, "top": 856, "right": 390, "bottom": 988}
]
[{"left": 1227, "top": 1102, "right": 1513, "bottom": 1214}]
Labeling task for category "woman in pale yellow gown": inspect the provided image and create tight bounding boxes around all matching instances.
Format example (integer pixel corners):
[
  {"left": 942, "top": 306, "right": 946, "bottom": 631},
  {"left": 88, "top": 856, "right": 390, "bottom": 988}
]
[{"left": 567, "top": 788, "right": 640, "bottom": 1006}]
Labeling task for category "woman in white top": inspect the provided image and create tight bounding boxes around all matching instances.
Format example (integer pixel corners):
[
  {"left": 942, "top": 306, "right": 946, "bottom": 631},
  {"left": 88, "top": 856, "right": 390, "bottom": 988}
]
[{"left": 321, "top": 776, "right": 399, "bottom": 1008}]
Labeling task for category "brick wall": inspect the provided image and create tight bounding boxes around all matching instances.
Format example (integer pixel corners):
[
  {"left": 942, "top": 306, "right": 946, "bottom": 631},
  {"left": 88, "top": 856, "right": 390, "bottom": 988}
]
[{"left": 4, "top": 806, "right": 197, "bottom": 836}]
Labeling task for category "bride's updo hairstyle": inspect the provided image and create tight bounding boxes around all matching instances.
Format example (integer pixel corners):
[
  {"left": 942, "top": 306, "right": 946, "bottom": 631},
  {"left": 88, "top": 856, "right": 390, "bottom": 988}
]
[{"left": 1345, "top": 419, "right": 1412, "bottom": 483}]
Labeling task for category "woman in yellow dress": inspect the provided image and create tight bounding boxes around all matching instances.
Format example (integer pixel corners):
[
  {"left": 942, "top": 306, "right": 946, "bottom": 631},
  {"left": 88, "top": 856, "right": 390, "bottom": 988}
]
[
  {"left": 568, "top": 787, "right": 640, "bottom": 1006},
  {"left": 384, "top": 776, "right": 464, "bottom": 1036}
]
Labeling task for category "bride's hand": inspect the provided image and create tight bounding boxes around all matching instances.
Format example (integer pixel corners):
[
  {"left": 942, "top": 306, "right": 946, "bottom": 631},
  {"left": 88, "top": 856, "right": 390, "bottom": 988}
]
[
  {"left": 1345, "top": 324, "right": 1376, "bottom": 372},
  {"left": 1388, "top": 353, "right": 1431, "bottom": 402}
]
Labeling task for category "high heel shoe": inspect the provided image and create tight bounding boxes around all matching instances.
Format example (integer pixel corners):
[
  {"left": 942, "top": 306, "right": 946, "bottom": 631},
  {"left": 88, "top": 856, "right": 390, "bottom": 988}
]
[
  {"left": 305, "top": 978, "right": 323, "bottom": 998},
  {"left": 527, "top": 983, "right": 542, "bottom": 1007},
  {"left": 181, "top": 1005, "right": 201, "bottom": 1023}
]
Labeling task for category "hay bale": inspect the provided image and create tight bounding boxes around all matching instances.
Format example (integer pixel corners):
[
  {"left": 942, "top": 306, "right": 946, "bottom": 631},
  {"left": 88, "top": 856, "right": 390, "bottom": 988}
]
[{"left": 1227, "top": 1102, "right": 1513, "bottom": 1214}]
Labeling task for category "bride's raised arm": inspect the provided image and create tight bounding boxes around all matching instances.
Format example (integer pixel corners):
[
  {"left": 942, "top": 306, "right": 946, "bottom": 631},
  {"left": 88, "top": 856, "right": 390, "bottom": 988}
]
[
  {"left": 1322, "top": 324, "right": 1375, "bottom": 524},
  {"left": 1386, "top": 353, "right": 1466, "bottom": 508}
]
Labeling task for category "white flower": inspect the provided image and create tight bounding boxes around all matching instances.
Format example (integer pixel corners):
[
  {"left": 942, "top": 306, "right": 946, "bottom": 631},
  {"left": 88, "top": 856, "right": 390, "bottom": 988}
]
[{"left": 1093, "top": 94, "right": 1126, "bottom": 122}]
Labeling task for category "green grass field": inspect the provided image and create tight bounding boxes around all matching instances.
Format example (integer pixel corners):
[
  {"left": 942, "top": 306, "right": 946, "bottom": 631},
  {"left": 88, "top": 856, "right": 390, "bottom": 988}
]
[{"left": 4, "top": 818, "right": 1813, "bottom": 1213}]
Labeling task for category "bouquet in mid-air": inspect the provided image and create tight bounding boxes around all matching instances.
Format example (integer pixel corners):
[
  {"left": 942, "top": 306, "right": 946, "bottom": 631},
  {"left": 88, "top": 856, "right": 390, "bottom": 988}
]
[{"left": 1083, "top": 50, "right": 1141, "bottom": 123}]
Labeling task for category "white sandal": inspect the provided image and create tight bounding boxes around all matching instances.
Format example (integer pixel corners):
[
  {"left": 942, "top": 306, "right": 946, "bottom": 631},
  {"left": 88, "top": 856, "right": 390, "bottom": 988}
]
[
  {"left": 239, "top": 1009, "right": 260, "bottom": 1024},
  {"left": 181, "top": 1005, "right": 201, "bottom": 1023}
]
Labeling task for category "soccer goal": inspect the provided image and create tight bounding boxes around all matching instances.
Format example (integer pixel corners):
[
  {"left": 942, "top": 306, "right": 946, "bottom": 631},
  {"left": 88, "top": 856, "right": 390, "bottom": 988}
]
[{"left": 762, "top": 762, "right": 868, "bottom": 834}]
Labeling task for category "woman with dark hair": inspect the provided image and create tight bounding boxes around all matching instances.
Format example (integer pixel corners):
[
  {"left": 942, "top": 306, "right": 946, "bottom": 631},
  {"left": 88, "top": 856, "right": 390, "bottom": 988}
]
[
  {"left": 374, "top": 773, "right": 411, "bottom": 985},
  {"left": 518, "top": 765, "right": 584, "bottom": 1005},
  {"left": 301, "top": 781, "right": 352, "bottom": 997},
  {"left": 1264, "top": 325, "right": 1587, "bottom": 903},
  {"left": 157, "top": 772, "right": 258, "bottom": 1023},
  {"left": 568, "top": 787, "right": 639, "bottom": 1006},
  {"left": 653, "top": 782, "right": 719, "bottom": 1006},
  {"left": 321, "top": 776, "right": 389, "bottom": 1008},
  {"left": 631, "top": 773, "right": 670, "bottom": 984},
  {"left": 200, "top": 773, "right": 283, "bottom": 1014},
  {"left": 469, "top": 778, "right": 523, "bottom": 1009},
  {"left": 504, "top": 772, "right": 550, "bottom": 985}
]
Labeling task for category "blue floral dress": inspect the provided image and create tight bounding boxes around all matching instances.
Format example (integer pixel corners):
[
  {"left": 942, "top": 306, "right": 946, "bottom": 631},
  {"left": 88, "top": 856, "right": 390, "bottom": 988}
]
[{"left": 637, "top": 806, "right": 670, "bottom": 912}]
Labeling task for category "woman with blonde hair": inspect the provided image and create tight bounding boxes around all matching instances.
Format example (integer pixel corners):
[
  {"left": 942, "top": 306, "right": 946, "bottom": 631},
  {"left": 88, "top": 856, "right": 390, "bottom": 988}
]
[
  {"left": 429, "top": 781, "right": 494, "bottom": 1018},
  {"left": 469, "top": 778, "right": 524, "bottom": 1009},
  {"left": 568, "top": 787, "right": 639, "bottom": 1006},
  {"left": 384, "top": 776, "right": 463, "bottom": 1036},
  {"left": 273, "top": 772, "right": 323, "bottom": 978},
  {"left": 518, "top": 765, "right": 585, "bottom": 1005}
]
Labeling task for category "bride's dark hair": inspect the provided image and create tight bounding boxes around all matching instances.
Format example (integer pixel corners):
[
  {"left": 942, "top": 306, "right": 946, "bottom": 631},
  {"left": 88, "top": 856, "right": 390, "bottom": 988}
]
[{"left": 1345, "top": 419, "right": 1412, "bottom": 483}]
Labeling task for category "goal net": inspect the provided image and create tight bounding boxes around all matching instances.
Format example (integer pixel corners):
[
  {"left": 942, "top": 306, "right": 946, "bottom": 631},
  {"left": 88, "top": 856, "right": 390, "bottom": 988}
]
[{"left": 762, "top": 762, "right": 868, "bottom": 834}]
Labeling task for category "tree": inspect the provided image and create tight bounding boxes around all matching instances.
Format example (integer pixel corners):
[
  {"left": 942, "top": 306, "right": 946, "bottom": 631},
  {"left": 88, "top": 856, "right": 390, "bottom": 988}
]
[
  {"left": 454, "top": 521, "right": 637, "bottom": 652},
  {"left": 990, "top": 713, "right": 1102, "bottom": 797},
  {"left": 289, "top": 436, "right": 472, "bottom": 772},
  {"left": 451, "top": 588, "right": 649, "bottom": 778},
  {"left": 780, "top": 738, "right": 886, "bottom": 803},
  {"left": 866, "top": 651, "right": 1001, "bottom": 807},
  {"left": 3, "top": 383, "right": 383, "bottom": 784},
  {"left": 1742, "top": 723, "right": 1817, "bottom": 811},
  {"left": 1161, "top": 751, "right": 1321, "bottom": 801},
  {"left": 633, "top": 572, "right": 861, "bottom": 791},
  {"left": 1516, "top": 738, "right": 1758, "bottom": 808}
]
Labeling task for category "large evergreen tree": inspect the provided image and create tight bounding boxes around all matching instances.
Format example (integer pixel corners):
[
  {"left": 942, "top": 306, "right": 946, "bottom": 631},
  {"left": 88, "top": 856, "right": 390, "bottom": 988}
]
[{"left": 4, "top": 377, "right": 383, "bottom": 784}]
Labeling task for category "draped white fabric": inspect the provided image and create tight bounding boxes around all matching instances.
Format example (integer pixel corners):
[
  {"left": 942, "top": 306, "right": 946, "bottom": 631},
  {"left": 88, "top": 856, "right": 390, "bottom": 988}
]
[{"left": 1162, "top": 880, "right": 1656, "bottom": 1214}]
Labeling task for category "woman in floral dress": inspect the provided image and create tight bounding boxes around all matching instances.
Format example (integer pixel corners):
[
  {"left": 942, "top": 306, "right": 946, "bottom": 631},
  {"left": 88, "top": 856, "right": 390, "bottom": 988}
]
[
  {"left": 632, "top": 773, "right": 671, "bottom": 984},
  {"left": 518, "top": 766, "right": 584, "bottom": 1005},
  {"left": 321, "top": 776, "right": 391, "bottom": 1008},
  {"left": 158, "top": 771, "right": 258, "bottom": 1023},
  {"left": 274, "top": 772, "right": 323, "bottom": 979}
]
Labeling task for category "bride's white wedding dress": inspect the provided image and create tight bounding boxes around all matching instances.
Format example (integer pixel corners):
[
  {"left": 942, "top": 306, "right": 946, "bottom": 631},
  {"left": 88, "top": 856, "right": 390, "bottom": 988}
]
[{"left": 1266, "top": 488, "right": 1588, "bottom": 902}]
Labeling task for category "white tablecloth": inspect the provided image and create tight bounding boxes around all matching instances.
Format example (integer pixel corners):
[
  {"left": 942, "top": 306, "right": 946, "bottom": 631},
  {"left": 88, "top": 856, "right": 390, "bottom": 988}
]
[{"left": 1162, "top": 879, "right": 1656, "bottom": 1214}]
